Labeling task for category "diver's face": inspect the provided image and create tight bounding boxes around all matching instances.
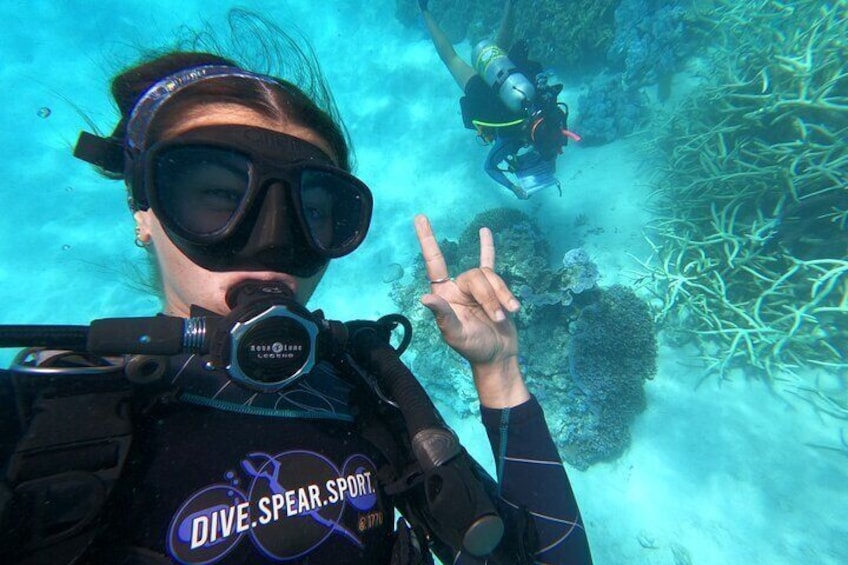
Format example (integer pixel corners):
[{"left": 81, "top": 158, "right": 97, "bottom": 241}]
[{"left": 134, "top": 104, "right": 336, "bottom": 317}]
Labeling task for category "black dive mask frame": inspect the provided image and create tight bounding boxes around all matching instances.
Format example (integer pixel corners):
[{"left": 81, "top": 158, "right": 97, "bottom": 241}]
[
  {"left": 72, "top": 65, "right": 373, "bottom": 277},
  {"left": 75, "top": 124, "right": 373, "bottom": 278},
  {"left": 133, "top": 125, "right": 372, "bottom": 276}
]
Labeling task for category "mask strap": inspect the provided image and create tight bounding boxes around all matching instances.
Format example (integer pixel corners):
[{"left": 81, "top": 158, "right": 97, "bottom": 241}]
[
  {"left": 72, "top": 131, "right": 124, "bottom": 175},
  {"left": 124, "top": 65, "right": 282, "bottom": 151}
]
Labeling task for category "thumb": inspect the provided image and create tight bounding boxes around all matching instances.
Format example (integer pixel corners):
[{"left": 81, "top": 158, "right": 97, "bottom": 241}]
[{"left": 421, "top": 293, "right": 462, "bottom": 337}]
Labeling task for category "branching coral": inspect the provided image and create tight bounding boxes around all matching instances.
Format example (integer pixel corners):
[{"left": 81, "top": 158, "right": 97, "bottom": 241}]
[
  {"left": 806, "top": 428, "right": 848, "bottom": 459},
  {"left": 640, "top": 0, "right": 847, "bottom": 397}
]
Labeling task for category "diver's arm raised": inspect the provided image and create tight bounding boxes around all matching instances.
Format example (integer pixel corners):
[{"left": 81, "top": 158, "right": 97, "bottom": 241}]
[
  {"left": 413, "top": 213, "right": 594, "bottom": 563},
  {"left": 413, "top": 214, "right": 529, "bottom": 408}
]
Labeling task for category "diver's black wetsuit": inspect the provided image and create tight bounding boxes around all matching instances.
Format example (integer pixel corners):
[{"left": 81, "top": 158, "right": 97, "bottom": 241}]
[
  {"left": 461, "top": 75, "right": 525, "bottom": 131},
  {"left": 479, "top": 398, "right": 591, "bottom": 564},
  {"left": 459, "top": 43, "right": 566, "bottom": 198},
  {"left": 1, "top": 355, "right": 592, "bottom": 564},
  {"left": 459, "top": 42, "right": 543, "bottom": 133}
]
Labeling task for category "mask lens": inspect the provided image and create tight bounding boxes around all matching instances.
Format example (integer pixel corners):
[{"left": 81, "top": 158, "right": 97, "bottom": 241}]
[
  {"left": 154, "top": 146, "right": 251, "bottom": 237},
  {"left": 300, "top": 169, "right": 370, "bottom": 254}
]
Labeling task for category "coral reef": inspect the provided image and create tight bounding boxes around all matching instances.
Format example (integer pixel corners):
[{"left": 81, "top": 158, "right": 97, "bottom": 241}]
[
  {"left": 575, "top": 73, "right": 650, "bottom": 145},
  {"left": 570, "top": 285, "right": 657, "bottom": 409},
  {"left": 456, "top": 207, "right": 548, "bottom": 274},
  {"left": 575, "top": 0, "right": 698, "bottom": 144},
  {"left": 391, "top": 209, "right": 658, "bottom": 469},
  {"left": 562, "top": 285, "right": 657, "bottom": 467},
  {"left": 561, "top": 248, "right": 600, "bottom": 296},
  {"left": 607, "top": 0, "right": 692, "bottom": 89},
  {"left": 520, "top": 283, "right": 658, "bottom": 470},
  {"left": 638, "top": 0, "right": 847, "bottom": 403},
  {"left": 510, "top": 0, "right": 619, "bottom": 70},
  {"left": 396, "top": 0, "right": 619, "bottom": 70}
]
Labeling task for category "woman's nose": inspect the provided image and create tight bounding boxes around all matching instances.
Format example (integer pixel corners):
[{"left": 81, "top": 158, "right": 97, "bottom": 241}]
[{"left": 239, "top": 181, "right": 295, "bottom": 257}]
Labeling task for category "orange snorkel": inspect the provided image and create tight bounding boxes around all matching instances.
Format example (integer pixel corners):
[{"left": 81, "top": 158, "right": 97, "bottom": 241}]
[{"left": 530, "top": 117, "right": 582, "bottom": 155}]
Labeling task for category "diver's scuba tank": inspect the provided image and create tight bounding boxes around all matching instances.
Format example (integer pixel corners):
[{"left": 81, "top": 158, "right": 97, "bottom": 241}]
[{"left": 472, "top": 39, "right": 536, "bottom": 113}]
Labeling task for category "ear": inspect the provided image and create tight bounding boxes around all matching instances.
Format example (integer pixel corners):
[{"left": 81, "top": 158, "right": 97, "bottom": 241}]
[{"left": 134, "top": 209, "right": 155, "bottom": 245}]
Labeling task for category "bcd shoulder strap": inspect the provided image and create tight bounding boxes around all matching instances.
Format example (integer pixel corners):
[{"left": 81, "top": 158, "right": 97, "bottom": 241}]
[{"left": 0, "top": 361, "right": 133, "bottom": 565}]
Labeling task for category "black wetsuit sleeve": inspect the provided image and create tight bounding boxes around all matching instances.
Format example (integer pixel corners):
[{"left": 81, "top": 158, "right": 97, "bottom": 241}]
[{"left": 480, "top": 395, "right": 593, "bottom": 564}]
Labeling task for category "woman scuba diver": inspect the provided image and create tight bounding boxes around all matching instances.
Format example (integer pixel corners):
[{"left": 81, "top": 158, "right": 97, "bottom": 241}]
[{"left": 0, "top": 15, "right": 592, "bottom": 565}]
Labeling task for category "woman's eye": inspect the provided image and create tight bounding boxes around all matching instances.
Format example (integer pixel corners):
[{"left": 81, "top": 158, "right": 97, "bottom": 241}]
[
  {"left": 208, "top": 188, "right": 240, "bottom": 201},
  {"left": 305, "top": 205, "right": 328, "bottom": 221},
  {"left": 200, "top": 187, "right": 242, "bottom": 208}
]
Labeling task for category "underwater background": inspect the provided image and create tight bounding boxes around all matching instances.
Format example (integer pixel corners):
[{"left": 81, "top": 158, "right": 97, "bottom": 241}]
[{"left": 0, "top": 0, "right": 845, "bottom": 563}]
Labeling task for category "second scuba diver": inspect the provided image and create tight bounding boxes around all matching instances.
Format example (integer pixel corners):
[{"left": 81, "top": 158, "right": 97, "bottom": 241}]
[{"left": 420, "top": 0, "right": 579, "bottom": 199}]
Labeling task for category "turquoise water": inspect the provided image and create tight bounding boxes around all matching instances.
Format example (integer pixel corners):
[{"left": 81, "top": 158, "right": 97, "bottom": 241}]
[{"left": 0, "top": 1, "right": 845, "bottom": 563}]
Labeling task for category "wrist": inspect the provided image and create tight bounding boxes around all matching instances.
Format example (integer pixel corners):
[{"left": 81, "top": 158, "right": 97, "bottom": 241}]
[{"left": 471, "top": 355, "right": 531, "bottom": 409}]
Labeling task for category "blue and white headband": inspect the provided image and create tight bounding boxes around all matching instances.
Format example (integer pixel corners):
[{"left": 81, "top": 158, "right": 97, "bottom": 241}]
[{"left": 124, "top": 64, "right": 282, "bottom": 151}]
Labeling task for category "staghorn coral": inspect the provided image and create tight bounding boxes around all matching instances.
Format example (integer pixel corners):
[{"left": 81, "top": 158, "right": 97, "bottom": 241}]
[{"left": 638, "top": 0, "right": 847, "bottom": 407}]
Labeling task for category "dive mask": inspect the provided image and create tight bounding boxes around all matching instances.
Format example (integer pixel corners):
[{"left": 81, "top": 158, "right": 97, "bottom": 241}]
[
  {"left": 73, "top": 65, "right": 372, "bottom": 276},
  {"left": 133, "top": 124, "right": 372, "bottom": 276}
]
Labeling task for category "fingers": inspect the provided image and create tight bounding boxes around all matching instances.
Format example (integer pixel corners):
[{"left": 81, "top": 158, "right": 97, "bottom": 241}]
[
  {"left": 414, "top": 214, "right": 449, "bottom": 283},
  {"left": 420, "top": 293, "right": 462, "bottom": 336},
  {"left": 415, "top": 215, "right": 519, "bottom": 320},
  {"left": 456, "top": 267, "right": 520, "bottom": 322},
  {"left": 479, "top": 227, "right": 495, "bottom": 270},
  {"left": 475, "top": 226, "right": 519, "bottom": 317},
  {"left": 484, "top": 269, "right": 521, "bottom": 313}
]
